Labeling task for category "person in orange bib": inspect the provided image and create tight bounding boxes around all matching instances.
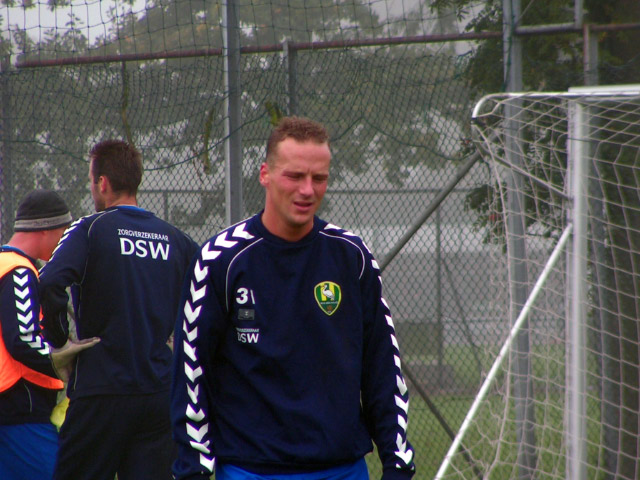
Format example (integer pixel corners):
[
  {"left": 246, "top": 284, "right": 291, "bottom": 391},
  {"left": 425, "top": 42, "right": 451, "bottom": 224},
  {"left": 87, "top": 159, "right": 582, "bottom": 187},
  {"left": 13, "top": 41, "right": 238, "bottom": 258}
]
[{"left": 0, "top": 189, "right": 99, "bottom": 480}]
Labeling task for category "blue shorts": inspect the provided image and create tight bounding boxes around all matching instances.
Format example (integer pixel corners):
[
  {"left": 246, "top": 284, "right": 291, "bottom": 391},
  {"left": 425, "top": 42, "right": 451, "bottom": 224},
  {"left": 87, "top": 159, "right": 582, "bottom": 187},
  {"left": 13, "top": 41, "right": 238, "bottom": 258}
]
[
  {"left": 216, "top": 457, "right": 369, "bottom": 480},
  {"left": 0, "top": 423, "right": 58, "bottom": 480}
]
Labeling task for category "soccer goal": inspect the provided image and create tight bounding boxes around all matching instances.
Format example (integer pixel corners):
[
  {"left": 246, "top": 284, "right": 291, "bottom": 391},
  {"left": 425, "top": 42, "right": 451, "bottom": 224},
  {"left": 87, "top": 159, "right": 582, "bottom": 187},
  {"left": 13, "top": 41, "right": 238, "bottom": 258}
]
[{"left": 435, "top": 85, "right": 640, "bottom": 480}]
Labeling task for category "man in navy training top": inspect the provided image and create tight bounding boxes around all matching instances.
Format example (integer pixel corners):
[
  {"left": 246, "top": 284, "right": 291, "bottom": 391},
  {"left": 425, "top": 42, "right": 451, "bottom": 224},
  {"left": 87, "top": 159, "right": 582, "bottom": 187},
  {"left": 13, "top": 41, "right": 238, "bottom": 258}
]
[
  {"left": 39, "top": 140, "right": 199, "bottom": 480},
  {"left": 0, "top": 189, "right": 99, "bottom": 480},
  {"left": 171, "top": 116, "right": 416, "bottom": 480}
]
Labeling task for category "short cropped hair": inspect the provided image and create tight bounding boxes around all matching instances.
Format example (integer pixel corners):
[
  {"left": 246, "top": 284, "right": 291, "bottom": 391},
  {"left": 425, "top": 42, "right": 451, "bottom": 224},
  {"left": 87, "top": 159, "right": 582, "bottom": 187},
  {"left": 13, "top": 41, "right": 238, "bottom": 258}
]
[
  {"left": 90, "top": 140, "right": 143, "bottom": 195},
  {"left": 266, "top": 116, "right": 330, "bottom": 166}
]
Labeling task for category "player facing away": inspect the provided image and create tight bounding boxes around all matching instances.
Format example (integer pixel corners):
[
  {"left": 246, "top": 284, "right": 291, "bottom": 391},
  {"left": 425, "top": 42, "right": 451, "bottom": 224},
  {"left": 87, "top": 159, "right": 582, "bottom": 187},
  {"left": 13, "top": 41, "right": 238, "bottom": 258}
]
[
  {"left": 171, "top": 116, "right": 416, "bottom": 480},
  {"left": 39, "top": 140, "right": 199, "bottom": 480}
]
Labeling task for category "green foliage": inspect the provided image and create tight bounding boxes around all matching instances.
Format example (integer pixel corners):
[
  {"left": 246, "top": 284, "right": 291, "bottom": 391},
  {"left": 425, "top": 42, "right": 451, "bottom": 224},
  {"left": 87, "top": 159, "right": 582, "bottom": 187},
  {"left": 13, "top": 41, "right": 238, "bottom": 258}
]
[
  {"left": 264, "top": 100, "right": 285, "bottom": 127},
  {"left": 1, "top": 1, "right": 471, "bottom": 228}
]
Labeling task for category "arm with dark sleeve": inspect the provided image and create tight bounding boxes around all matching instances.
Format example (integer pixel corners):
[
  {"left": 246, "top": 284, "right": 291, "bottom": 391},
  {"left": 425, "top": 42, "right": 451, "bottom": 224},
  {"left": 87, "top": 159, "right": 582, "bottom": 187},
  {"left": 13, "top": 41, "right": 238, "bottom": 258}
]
[
  {"left": 171, "top": 244, "right": 228, "bottom": 480},
  {"left": 359, "top": 247, "right": 416, "bottom": 480},
  {"left": 39, "top": 220, "right": 89, "bottom": 348},
  {"left": 0, "top": 268, "right": 58, "bottom": 378}
]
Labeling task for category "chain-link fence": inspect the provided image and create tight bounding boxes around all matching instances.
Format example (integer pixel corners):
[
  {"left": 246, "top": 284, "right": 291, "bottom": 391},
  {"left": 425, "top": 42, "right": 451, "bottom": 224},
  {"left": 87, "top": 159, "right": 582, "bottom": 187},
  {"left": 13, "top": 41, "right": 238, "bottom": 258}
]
[{"left": 2, "top": 2, "right": 640, "bottom": 478}]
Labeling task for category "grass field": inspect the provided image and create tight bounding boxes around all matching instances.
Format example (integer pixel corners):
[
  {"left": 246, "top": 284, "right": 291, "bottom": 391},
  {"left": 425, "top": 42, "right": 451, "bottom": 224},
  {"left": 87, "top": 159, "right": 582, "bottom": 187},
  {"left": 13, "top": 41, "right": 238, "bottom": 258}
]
[
  {"left": 374, "top": 340, "right": 611, "bottom": 479},
  {"left": 378, "top": 390, "right": 607, "bottom": 479}
]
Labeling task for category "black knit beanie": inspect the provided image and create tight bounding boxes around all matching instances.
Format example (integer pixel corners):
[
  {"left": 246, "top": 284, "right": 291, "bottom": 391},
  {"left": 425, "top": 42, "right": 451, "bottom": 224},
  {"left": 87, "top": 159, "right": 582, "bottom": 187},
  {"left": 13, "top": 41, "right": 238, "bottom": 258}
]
[{"left": 14, "top": 189, "right": 72, "bottom": 232}]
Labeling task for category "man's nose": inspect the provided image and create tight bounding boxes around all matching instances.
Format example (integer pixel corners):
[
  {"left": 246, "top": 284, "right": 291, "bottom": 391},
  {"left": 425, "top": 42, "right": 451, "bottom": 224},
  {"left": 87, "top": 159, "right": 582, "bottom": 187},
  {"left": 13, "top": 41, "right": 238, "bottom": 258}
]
[{"left": 299, "top": 176, "right": 314, "bottom": 196}]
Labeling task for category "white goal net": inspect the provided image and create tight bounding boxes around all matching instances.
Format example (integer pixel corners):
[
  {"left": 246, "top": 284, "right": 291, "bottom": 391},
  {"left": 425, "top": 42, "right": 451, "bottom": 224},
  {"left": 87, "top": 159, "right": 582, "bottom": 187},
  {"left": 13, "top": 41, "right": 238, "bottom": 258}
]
[{"left": 436, "top": 86, "right": 640, "bottom": 480}]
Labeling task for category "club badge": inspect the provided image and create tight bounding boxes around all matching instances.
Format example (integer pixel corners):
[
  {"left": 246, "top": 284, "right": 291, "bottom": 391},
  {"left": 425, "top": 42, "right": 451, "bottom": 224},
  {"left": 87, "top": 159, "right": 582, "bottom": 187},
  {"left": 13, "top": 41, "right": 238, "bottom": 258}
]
[{"left": 314, "top": 281, "right": 341, "bottom": 316}]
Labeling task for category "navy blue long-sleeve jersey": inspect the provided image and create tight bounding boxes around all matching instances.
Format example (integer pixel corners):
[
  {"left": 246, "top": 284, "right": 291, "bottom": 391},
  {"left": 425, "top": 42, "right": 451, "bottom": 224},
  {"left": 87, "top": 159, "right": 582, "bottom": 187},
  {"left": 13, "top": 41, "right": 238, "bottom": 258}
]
[
  {"left": 171, "top": 213, "right": 415, "bottom": 480},
  {"left": 39, "top": 206, "right": 199, "bottom": 399},
  {"left": 0, "top": 247, "right": 61, "bottom": 424}
]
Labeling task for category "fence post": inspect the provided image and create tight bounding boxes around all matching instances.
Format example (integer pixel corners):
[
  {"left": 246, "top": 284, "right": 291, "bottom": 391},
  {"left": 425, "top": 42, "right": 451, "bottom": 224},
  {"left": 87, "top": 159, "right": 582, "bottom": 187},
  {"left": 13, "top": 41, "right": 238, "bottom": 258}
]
[
  {"left": 504, "top": 1, "right": 538, "bottom": 476},
  {"left": 0, "top": 57, "right": 14, "bottom": 242},
  {"left": 583, "top": 24, "right": 599, "bottom": 86},
  {"left": 283, "top": 40, "right": 298, "bottom": 116},
  {"left": 222, "top": 0, "right": 243, "bottom": 225}
]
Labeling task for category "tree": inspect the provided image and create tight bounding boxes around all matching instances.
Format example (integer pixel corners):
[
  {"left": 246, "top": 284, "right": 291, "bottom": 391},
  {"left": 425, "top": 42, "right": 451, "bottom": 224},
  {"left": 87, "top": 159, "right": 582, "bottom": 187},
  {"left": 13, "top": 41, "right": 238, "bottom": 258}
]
[{"left": 2, "top": 0, "right": 470, "bottom": 234}]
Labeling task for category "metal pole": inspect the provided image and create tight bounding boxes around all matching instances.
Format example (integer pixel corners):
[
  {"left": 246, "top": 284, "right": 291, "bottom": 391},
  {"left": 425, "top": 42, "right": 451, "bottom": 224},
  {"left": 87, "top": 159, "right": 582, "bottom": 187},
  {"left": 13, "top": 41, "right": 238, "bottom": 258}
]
[
  {"left": 435, "top": 207, "right": 443, "bottom": 384},
  {"left": 583, "top": 24, "right": 599, "bottom": 86},
  {"left": 567, "top": 99, "right": 588, "bottom": 480},
  {"left": 283, "top": 40, "right": 298, "bottom": 116},
  {"left": 222, "top": 0, "right": 243, "bottom": 225},
  {"left": 0, "top": 57, "right": 14, "bottom": 242},
  {"left": 503, "top": 1, "right": 538, "bottom": 477},
  {"left": 574, "top": 0, "right": 584, "bottom": 27}
]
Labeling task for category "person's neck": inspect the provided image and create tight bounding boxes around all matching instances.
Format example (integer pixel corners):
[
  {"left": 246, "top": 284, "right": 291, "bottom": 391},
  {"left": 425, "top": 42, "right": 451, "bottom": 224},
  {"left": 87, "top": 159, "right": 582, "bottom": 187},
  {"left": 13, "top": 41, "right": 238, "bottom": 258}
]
[
  {"left": 105, "top": 193, "right": 138, "bottom": 209},
  {"left": 7, "top": 233, "right": 38, "bottom": 259},
  {"left": 260, "top": 211, "right": 313, "bottom": 242}
]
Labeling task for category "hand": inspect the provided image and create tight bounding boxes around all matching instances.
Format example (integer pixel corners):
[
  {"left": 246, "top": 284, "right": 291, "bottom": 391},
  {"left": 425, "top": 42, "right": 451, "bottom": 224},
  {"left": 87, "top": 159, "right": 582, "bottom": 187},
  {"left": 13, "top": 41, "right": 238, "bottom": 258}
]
[{"left": 51, "top": 337, "right": 100, "bottom": 383}]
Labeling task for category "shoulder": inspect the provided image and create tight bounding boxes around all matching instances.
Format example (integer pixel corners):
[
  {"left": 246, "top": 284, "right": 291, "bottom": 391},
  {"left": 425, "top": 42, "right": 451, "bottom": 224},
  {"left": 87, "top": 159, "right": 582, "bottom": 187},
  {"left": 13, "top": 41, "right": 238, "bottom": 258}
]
[
  {"left": 197, "top": 216, "right": 261, "bottom": 266},
  {"left": 0, "top": 250, "right": 38, "bottom": 281},
  {"left": 318, "top": 222, "right": 372, "bottom": 256},
  {"left": 67, "top": 211, "right": 109, "bottom": 235},
  {"left": 317, "top": 222, "right": 382, "bottom": 280}
]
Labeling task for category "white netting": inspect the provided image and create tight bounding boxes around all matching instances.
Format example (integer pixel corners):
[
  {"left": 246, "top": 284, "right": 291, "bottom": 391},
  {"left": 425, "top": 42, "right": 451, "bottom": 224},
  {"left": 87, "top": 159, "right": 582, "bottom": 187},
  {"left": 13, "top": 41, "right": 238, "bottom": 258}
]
[{"left": 437, "top": 88, "right": 640, "bottom": 480}]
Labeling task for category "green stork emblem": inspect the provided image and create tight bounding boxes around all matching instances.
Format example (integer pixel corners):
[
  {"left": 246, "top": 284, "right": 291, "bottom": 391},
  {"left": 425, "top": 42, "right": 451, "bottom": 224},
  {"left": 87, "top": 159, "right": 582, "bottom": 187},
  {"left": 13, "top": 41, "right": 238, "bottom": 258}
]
[{"left": 314, "top": 281, "right": 341, "bottom": 316}]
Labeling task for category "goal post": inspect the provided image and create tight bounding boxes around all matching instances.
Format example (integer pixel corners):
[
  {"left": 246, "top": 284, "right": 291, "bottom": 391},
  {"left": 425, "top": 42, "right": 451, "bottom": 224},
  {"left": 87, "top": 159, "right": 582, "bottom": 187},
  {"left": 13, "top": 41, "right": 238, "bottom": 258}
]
[{"left": 436, "top": 85, "right": 640, "bottom": 480}]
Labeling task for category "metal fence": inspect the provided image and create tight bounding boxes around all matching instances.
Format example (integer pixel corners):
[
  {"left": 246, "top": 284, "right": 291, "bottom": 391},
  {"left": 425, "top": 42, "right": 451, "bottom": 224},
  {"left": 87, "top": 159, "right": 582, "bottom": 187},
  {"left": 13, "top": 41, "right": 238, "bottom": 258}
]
[{"left": 2, "top": 3, "right": 640, "bottom": 477}]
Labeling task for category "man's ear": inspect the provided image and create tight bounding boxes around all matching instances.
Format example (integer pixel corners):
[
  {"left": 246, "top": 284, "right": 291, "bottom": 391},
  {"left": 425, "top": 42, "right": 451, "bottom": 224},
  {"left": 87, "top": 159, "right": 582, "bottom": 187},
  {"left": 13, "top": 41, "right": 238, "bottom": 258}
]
[
  {"left": 259, "top": 163, "right": 269, "bottom": 187},
  {"left": 98, "top": 174, "right": 110, "bottom": 193}
]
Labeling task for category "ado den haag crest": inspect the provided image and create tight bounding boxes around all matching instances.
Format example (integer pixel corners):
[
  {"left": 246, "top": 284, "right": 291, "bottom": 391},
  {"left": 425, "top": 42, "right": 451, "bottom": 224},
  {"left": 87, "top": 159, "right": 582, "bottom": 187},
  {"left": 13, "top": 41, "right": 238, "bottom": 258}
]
[{"left": 314, "top": 281, "right": 341, "bottom": 316}]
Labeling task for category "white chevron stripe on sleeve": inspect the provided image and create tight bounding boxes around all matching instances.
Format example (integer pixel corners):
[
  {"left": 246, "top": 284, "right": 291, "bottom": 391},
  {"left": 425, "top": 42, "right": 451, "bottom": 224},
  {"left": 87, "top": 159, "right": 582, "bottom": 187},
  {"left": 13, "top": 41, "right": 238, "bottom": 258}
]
[
  {"left": 214, "top": 232, "right": 237, "bottom": 249},
  {"left": 183, "top": 341, "right": 197, "bottom": 363},
  {"left": 182, "top": 321, "right": 198, "bottom": 343},
  {"left": 396, "top": 375, "right": 408, "bottom": 395},
  {"left": 385, "top": 314, "right": 394, "bottom": 327},
  {"left": 189, "top": 440, "right": 211, "bottom": 454},
  {"left": 187, "top": 422, "right": 209, "bottom": 443},
  {"left": 396, "top": 433, "right": 412, "bottom": 453},
  {"left": 395, "top": 448, "right": 414, "bottom": 465},
  {"left": 26, "top": 336, "right": 42, "bottom": 347},
  {"left": 193, "top": 260, "right": 209, "bottom": 282},
  {"left": 38, "top": 346, "right": 51, "bottom": 355},
  {"left": 15, "top": 298, "right": 32, "bottom": 313},
  {"left": 13, "top": 286, "right": 29, "bottom": 299},
  {"left": 13, "top": 270, "right": 29, "bottom": 285},
  {"left": 183, "top": 302, "right": 201, "bottom": 324},
  {"left": 199, "top": 453, "right": 215, "bottom": 472},
  {"left": 190, "top": 281, "right": 206, "bottom": 302},
  {"left": 232, "top": 223, "right": 253, "bottom": 240},
  {"left": 184, "top": 363, "right": 203, "bottom": 382},
  {"left": 201, "top": 242, "right": 221, "bottom": 261},
  {"left": 19, "top": 324, "right": 35, "bottom": 335},
  {"left": 187, "top": 384, "right": 199, "bottom": 404},
  {"left": 395, "top": 395, "right": 409, "bottom": 414},
  {"left": 186, "top": 404, "right": 205, "bottom": 422},
  {"left": 397, "top": 414, "right": 408, "bottom": 431},
  {"left": 17, "top": 311, "right": 33, "bottom": 325},
  {"left": 394, "top": 432, "right": 414, "bottom": 465}
]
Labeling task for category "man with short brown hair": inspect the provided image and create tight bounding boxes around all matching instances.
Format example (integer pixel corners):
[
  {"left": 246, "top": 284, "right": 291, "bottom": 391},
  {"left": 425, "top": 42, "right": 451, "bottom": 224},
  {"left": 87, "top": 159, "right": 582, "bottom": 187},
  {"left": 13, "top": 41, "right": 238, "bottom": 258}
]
[
  {"left": 171, "top": 117, "right": 416, "bottom": 480},
  {"left": 40, "top": 140, "right": 199, "bottom": 480}
]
